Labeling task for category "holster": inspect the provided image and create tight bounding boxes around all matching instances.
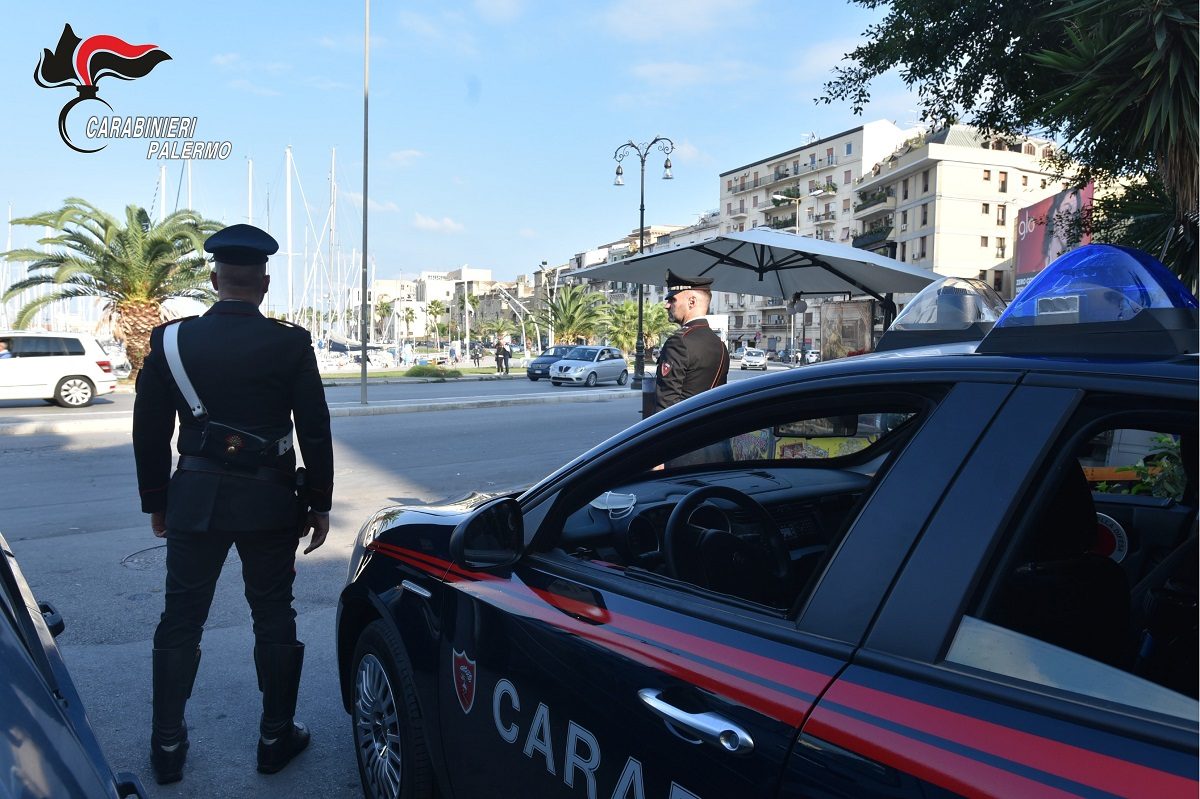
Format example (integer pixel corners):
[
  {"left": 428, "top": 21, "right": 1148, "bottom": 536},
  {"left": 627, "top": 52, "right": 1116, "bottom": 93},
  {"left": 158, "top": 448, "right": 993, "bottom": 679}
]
[{"left": 294, "top": 467, "right": 310, "bottom": 534}]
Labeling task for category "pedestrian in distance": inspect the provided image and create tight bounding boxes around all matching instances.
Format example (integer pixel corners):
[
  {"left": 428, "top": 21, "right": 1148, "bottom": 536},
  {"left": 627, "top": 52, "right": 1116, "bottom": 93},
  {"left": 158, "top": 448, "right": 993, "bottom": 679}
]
[
  {"left": 471, "top": 344, "right": 482, "bottom": 368},
  {"left": 132, "top": 223, "right": 334, "bottom": 785},
  {"left": 495, "top": 342, "right": 504, "bottom": 373},
  {"left": 501, "top": 340, "right": 511, "bottom": 374},
  {"left": 654, "top": 269, "right": 730, "bottom": 413}
]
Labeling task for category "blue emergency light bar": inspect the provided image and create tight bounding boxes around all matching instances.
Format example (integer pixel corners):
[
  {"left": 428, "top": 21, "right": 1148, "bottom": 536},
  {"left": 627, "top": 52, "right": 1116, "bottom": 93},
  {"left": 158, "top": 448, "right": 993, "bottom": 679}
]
[{"left": 977, "top": 244, "right": 1198, "bottom": 357}]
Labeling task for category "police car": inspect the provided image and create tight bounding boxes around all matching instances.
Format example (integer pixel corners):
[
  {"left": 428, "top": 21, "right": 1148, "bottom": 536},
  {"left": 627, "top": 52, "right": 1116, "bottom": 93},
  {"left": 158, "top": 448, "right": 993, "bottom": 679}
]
[{"left": 337, "top": 245, "right": 1198, "bottom": 799}]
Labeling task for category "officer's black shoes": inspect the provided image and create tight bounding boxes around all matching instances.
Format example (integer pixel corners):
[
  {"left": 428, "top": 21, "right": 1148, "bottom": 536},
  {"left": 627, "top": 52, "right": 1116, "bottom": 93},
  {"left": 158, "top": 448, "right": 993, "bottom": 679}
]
[
  {"left": 257, "top": 720, "right": 311, "bottom": 774},
  {"left": 151, "top": 727, "right": 190, "bottom": 785},
  {"left": 150, "top": 647, "right": 201, "bottom": 784},
  {"left": 254, "top": 641, "right": 308, "bottom": 774}
]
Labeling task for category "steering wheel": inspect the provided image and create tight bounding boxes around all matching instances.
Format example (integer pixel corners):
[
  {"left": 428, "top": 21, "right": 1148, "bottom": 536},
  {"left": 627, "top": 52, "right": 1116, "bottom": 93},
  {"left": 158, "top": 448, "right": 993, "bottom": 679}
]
[{"left": 663, "top": 485, "right": 790, "bottom": 601}]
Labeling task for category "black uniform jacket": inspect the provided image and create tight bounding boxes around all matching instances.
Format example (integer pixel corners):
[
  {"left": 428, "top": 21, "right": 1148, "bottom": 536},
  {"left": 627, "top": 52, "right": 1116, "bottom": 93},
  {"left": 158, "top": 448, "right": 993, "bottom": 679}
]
[
  {"left": 132, "top": 301, "right": 334, "bottom": 532},
  {"left": 654, "top": 318, "right": 730, "bottom": 413}
]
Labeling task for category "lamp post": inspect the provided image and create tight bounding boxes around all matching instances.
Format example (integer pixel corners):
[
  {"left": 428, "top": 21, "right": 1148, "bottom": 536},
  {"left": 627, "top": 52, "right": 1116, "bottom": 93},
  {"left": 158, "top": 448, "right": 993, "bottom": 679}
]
[{"left": 614, "top": 136, "right": 674, "bottom": 390}]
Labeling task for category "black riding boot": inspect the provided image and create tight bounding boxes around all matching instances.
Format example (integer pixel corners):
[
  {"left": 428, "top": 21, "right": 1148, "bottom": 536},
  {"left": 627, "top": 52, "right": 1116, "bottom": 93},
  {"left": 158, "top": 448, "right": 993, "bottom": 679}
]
[
  {"left": 255, "top": 642, "right": 311, "bottom": 774},
  {"left": 150, "top": 647, "right": 201, "bottom": 785}
]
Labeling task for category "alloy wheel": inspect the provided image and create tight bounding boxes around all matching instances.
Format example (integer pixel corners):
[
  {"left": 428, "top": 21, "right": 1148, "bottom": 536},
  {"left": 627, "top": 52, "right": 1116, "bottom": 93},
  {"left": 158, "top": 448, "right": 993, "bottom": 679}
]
[
  {"left": 58, "top": 378, "right": 93, "bottom": 407},
  {"left": 354, "top": 653, "right": 403, "bottom": 798}
]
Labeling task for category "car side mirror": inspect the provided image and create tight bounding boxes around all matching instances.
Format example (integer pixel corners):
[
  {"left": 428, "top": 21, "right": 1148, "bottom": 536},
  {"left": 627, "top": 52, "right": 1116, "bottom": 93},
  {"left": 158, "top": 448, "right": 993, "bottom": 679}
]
[{"left": 449, "top": 497, "right": 523, "bottom": 571}]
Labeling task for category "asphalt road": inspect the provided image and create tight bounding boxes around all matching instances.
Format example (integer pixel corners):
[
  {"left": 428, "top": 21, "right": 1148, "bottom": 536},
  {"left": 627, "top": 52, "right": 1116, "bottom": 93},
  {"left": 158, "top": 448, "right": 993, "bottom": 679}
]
[{"left": 1, "top": 401, "right": 638, "bottom": 797}]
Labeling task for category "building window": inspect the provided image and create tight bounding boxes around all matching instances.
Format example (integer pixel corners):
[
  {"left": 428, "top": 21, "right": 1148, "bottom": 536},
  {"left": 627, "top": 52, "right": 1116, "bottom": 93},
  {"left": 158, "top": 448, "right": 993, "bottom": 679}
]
[
  {"left": 843, "top": 170, "right": 852, "bottom": 185},
  {"left": 809, "top": 154, "right": 816, "bottom": 166},
  {"left": 902, "top": 179, "right": 909, "bottom": 200},
  {"left": 726, "top": 202, "right": 732, "bottom": 214},
  {"left": 900, "top": 210, "right": 908, "bottom": 228},
  {"left": 995, "top": 237, "right": 1006, "bottom": 258},
  {"left": 999, "top": 171, "right": 1008, "bottom": 192},
  {"left": 793, "top": 159, "right": 799, "bottom": 173},
  {"left": 808, "top": 179, "right": 818, "bottom": 192},
  {"left": 726, "top": 180, "right": 732, "bottom": 193},
  {"left": 842, "top": 198, "right": 851, "bottom": 212},
  {"left": 827, "top": 147, "right": 834, "bottom": 161},
  {"left": 920, "top": 203, "right": 929, "bottom": 226},
  {"left": 752, "top": 195, "right": 758, "bottom": 207},
  {"left": 900, "top": 241, "right": 907, "bottom": 261},
  {"left": 982, "top": 202, "right": 990, "bottom": 214},
  {"left": 845, "top": 142, "right": 853, "bottom": 155},
  {"left": 841, "top": 227, "right": 850, "bottom": 241},
  {"left": 983, "top": 169, "right": 992, "bottom": 181},
  {"left": 919, "top": 236, "right": 927, "bottom": 259},
  {"left": 739, "top": 200, "right": 746, "bottom": 213},
  {"left": 1022, "top": 175, "right": 1029, "bottom": 187},
  {"left": 981, "top": 236, "right": 989, "bottom": 247},
  {"left": 1023, "top": 143, "right": 1035, "bottom": 155},
  {"left": 997, "top": 204, "right": 1007, "bottom": 226},
  {"left": 921, "top": 169, "right": 929, "bottom": 192}
]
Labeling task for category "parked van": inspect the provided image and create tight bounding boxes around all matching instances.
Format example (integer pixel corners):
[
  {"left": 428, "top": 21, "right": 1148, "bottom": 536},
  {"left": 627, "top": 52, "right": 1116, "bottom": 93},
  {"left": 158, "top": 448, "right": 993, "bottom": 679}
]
[{"left": 0, "top": 331, "right": 118, "bottom": 407}]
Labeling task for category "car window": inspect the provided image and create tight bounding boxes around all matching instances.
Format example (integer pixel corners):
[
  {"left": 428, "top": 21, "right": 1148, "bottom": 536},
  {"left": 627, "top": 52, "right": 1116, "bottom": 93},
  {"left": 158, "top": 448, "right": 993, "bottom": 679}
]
[
  {"left": 565, "top": 347, "right": 597, "bottom": 361},
  {"left": 550, "top": 391, "right": 935, "bottom": 612},
  {"left": 947, "top": 408, "right": 1197, "bottom": 718}
]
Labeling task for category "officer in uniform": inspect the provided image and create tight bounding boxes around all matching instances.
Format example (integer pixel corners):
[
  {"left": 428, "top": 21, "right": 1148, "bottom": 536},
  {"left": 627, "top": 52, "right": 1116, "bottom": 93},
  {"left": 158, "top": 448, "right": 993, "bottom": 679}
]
[
  {"left": 654, "top": 270, "right": 730, "bottom": 412},
  {"left": 132, "top": 224, "right": 334, "bottom": 783}
]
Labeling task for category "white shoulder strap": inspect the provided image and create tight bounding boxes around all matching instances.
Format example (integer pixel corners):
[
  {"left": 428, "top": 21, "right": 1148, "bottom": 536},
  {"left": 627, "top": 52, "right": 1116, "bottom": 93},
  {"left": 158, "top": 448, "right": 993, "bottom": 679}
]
[{"left": 163, "top": 323, "right": 207, "bottom": 420}]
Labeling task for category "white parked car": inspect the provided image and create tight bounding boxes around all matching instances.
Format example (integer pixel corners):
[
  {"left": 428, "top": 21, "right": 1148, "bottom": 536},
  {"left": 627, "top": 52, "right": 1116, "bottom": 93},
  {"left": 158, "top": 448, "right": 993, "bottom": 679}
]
[
  {"left": 549, "top": 346, "right": 628, "bottom": 387},
  {"left": 740, "top": 348, "right": 769, "bottom": 370},
  {"left": 0, "top": 331, "right": 118, "bottom": 407}
]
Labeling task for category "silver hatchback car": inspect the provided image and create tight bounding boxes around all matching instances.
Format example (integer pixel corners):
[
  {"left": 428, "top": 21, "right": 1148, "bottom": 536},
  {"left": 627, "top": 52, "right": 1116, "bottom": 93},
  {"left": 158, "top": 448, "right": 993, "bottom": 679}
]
[{"left": 549, "top": 346, "right": 628, "bottom": 387}]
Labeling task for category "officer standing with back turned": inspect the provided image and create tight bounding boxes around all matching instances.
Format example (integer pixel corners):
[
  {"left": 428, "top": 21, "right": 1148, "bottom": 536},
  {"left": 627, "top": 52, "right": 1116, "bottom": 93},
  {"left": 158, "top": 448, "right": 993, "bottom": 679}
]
[
  {"left": 132, "top": 224, "right": 334, "bottom": 784},
  {"left": 654, "top": 269, "right": 730, "bottom": 413}
]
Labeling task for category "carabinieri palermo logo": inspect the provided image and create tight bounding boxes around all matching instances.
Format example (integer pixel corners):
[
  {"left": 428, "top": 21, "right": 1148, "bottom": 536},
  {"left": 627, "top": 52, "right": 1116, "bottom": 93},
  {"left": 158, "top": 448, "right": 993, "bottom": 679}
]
[{"left": 35, "top": 24, "right": 171, "bottom": 153}]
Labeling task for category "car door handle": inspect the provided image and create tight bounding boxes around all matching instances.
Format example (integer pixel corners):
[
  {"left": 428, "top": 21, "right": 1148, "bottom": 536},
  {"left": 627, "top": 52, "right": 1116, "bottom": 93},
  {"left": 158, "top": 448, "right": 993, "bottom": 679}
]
[{"left": 637, "top": 688, "right": 755, "bottom": 755}]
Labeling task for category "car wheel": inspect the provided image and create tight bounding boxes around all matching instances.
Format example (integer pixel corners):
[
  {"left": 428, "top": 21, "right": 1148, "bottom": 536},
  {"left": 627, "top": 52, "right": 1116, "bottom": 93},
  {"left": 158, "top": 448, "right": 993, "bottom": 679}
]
[
  {"left": 617, "top": 370, "right": 628, "bottom": 386},
  {"left": 351, "top": 620, "right": 433, "bottom": 799},
  {"left": 55, "top": 376, "right": 95, "bottom": 408},
  {"left": 528, "top": 376, "right": 539, "bottom": 381},
  {"left": 584, "top": 372, "right": 598, "bottom": 387},
  {"left": 740, "top": 364, "right": 746, "bottom": 370}
]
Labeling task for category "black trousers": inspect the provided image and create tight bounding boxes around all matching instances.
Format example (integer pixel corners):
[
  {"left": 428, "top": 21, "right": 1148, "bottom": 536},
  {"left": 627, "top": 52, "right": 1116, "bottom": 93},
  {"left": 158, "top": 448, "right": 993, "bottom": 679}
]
[{"left": 153, "top": 527, "right": 299, "bottom": 651}]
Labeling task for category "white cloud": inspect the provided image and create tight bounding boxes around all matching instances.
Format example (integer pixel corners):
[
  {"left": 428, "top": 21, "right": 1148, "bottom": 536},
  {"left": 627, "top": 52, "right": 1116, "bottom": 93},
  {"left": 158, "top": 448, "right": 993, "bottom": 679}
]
[
  {"left": 413, "top": 213, "right": 465, "bottom": 233},
  {"left": 305, "top": 76, "right": 352, "bottom": 92},
  {"left": 603, "top": 0, "right": 751, "bottom": 41},
  {"left": 211, "top": 53, "right": 240, "bottom": 67},
  {"left": 228, "top": 79, "right": 280, "bottom": 97},
  {"left": 474, "top": 0, "right": 523, "bottom": 22},
  {"left": 388, "top": 149, "right": 425, "bottom": 167},
  {"left": 342, "top": 191, "right": 401, "bottom": 212}
]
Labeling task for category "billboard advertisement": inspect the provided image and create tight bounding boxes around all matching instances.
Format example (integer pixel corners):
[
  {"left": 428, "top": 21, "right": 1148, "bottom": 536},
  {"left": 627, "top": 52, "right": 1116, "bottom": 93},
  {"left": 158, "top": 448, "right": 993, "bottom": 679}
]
[
  {"left": 820, "top": 299, "right": 874, "bottom": 361},
  {"left": 1014, "top": 183, "right": 1094, "bottom": 292}
]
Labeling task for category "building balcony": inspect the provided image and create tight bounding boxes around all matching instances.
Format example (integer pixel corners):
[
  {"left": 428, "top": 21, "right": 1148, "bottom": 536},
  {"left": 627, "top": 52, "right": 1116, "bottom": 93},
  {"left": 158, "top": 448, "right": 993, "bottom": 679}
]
[
  {"left": 728, "top": 207, "right": 749, "bottom": 219},
  {"left": 852, "top": 226, "right": 894, "bottom": 249},
  {"left": 730, "top": 176, "right": 769, "bottom": 195},
  {"left": 811, "top": 211, "right": 837, "bottom": 225},
  {"left": 769, "top": 215, "right": 797, "bottom": 231},
  {"left": 853, "top": 187, "right": 896, "bottom": 216},
  {"left": 812, "top": 183, "right": 839, "bottom": 198}
]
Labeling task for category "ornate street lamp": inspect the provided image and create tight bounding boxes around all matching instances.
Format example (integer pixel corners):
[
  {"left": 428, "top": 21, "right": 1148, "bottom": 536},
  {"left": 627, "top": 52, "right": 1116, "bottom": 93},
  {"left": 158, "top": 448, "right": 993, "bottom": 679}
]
[{"left": 613, "top": 136, "right": 674, "bottom": 390}]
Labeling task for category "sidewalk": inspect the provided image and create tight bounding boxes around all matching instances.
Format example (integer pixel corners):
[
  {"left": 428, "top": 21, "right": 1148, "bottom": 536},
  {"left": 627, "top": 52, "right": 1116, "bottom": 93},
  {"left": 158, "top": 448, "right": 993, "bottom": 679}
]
[{"left": 6, "top": 375, "right": 639, "bottom": 436}]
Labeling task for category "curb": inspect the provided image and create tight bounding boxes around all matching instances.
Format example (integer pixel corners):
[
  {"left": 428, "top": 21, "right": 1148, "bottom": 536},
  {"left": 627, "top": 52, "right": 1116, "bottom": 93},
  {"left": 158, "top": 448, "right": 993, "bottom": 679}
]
[{"left": 0, "top": 389, "right": 639, "bottom": 436}]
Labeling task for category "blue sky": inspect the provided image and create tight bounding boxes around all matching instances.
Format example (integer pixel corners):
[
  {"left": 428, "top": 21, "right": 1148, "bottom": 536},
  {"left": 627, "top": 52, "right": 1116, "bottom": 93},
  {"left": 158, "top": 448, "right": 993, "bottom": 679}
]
[{"left": 1, "top": 0, "right": 918, "bottom": 290}]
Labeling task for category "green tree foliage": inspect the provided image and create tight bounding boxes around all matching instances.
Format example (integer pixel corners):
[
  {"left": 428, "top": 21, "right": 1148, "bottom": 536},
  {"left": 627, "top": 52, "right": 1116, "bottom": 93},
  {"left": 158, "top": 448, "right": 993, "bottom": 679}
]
[
  {"left": 1, "top": 198, "right": 221, "bottom": 378},
  {"left": 426, "top": 299, "right": 445, "bottom": 348},
  {"left": 535, "top": 284, "right": 607, "bottom": 344},
  {"left": 822, "top": 0, "right": 1198, "bottom": 285}
]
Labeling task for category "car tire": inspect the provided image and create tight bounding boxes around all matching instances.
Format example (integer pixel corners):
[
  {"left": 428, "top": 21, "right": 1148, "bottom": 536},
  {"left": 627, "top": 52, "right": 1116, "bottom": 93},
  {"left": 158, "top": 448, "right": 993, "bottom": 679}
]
[
  {"left": 55, "top": 376, "right": 95, "bottom": 408},
  {"left": 617, "top": 370, "right": 628, "bottom": 386},
  {"left": 584, "top": 372, "right": 598, "bottom": 387},
  {"left": 528, "top": 376, "right": 539, "bottom": 381},
  {"left": 350, "top": 620, "right": 433, "bottom": 799},
  {"left": 740, "top": 365, "right": 746, "bottom": 370}
]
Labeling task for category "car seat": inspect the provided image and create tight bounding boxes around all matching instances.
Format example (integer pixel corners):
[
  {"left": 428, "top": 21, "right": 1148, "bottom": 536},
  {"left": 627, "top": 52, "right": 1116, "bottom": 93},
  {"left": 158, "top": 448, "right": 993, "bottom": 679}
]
[{"left": 991, "top": 463, "right": 1132, "bottom": 669}]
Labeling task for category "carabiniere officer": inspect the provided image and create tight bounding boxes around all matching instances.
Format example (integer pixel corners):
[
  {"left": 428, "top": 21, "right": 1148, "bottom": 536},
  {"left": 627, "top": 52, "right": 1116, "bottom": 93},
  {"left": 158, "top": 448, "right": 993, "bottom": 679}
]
[
  {"left": 132, "top": 223, "right": 334, "bottom": 784},
  {"left": 654, "top": 270, "right": 731, "bottom": 413}
]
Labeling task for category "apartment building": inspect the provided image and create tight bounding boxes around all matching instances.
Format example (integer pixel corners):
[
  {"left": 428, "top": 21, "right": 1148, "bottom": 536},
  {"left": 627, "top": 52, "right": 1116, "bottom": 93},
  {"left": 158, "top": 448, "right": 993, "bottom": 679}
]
[
  {"left": 716, "top": 120, "right": 918, "bottom": 351},
  {"left": 852, "top": 125, "right": 1066, "bottom": 298}
]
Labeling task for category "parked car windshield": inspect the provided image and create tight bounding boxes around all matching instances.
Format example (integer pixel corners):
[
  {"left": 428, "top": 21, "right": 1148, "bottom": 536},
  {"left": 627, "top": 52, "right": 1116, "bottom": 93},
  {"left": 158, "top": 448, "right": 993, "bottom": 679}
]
[
  {"left": 539, "top": 347, "right": 572, "bottom": 358},
  {"left": 746, "top": 349, "right": 765, "bottom": 356},
  {"left": 563, "top": 347, "right": 599, "bottom": 361}
]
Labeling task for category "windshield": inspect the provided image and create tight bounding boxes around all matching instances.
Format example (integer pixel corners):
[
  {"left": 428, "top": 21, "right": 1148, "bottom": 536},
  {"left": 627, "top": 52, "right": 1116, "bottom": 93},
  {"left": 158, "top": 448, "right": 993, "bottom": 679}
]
[
  {"left": 746, "top": 349, "right": 765, "bottom": 356},
  {"left": 540, "top": 347, "right": 572, "bottom": 358},
  {"left": 564, "top": 347, "right": 598, "bottom": 361}
]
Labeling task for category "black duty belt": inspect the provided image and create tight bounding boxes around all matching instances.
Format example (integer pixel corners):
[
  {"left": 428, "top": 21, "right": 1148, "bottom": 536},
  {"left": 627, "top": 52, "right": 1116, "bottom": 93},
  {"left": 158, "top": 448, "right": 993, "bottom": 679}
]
[{"left": 177, "top": 455, "right": 295, "bottom": 487}]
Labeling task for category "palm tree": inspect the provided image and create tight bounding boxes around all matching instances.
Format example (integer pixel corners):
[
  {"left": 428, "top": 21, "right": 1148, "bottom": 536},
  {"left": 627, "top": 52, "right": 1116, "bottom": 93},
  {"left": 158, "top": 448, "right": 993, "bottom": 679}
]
[
  {"left": 482, "top": 318, "right": 516, "bottom": 341},
  {"left": 535, "top": 284, "right": 607, "bottom": 344},
  {"left": 402, "top": 307, "right": 415, "bottom": 343},
  {"left": 375, "top": 296, "right": 394, "bottom": 340},
  {"left": 1, "top": 198, "right": 221, "bottom": 379},
  {"left": 600, "top": 300, "right": 640, "bottom": 353},
  {"left": 426, "top": 300, "right": 446, "bottom": 349}
]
